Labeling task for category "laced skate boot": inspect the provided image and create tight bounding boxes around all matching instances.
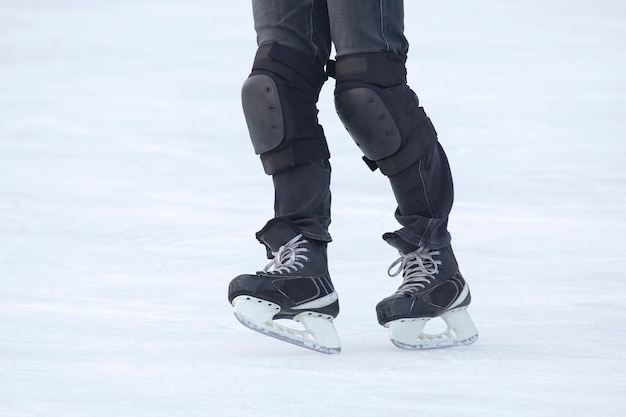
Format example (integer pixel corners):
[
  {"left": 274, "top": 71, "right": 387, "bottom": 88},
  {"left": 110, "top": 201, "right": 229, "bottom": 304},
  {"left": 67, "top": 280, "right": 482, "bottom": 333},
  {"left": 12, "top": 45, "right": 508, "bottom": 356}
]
[
  {"left": 376, "top": 232, "right": 478, "bottom": 350},
  {"left": 228, "top": 218, "right": 340, "bottom": 354}
]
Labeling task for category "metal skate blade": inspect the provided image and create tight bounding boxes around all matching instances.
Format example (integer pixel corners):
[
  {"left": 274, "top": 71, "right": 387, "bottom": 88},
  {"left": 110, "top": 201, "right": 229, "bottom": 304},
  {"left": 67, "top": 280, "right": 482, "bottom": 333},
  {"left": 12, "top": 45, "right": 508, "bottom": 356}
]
[
  {"left": 387, "top": 308, "right": 478, "bottom": 350},
  {"left": 232, "top": 296, "right": 341, "bottom": 354}
]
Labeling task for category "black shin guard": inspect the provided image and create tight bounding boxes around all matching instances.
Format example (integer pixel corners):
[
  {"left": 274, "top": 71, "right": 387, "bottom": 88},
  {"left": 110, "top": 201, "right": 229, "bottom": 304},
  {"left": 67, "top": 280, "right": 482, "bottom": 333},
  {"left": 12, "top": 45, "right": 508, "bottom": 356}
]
[
  {"left": 242, "top": 43, "right": 330, "bottom": 175},
  {"left": 332, "top": 53, "right": 438, "bottom": 176}
]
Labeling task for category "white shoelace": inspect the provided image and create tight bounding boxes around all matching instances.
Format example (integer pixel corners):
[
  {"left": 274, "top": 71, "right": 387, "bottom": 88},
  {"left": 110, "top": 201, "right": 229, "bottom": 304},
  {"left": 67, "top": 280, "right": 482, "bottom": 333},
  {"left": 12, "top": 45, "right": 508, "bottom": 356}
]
[
  {"left": 264, "top": 234, "right": 310, "bottom": 274},
  {"left": 388, "top": 247, "right": 441, "bottom": 295}
]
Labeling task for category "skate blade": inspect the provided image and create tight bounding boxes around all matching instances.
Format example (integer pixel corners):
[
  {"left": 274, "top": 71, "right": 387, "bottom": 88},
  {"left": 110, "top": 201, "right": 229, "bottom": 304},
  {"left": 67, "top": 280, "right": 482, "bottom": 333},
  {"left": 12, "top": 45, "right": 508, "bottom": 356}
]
[
  {"left": 232, "top": 295, "right": 341, "bottom": 354},
  {"left": 386, "top": 308, "right": 478, "bottom": 350}
]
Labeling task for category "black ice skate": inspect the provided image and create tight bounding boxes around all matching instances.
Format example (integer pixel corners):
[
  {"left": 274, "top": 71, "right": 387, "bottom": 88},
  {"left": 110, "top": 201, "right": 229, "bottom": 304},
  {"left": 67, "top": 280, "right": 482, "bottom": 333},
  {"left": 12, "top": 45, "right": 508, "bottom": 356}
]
[
  {"left": 376, "top": 233, "right": 478, "bottom": 350},
  {"left": 228, "top": 218, "right": 341, "bottom": 354}
]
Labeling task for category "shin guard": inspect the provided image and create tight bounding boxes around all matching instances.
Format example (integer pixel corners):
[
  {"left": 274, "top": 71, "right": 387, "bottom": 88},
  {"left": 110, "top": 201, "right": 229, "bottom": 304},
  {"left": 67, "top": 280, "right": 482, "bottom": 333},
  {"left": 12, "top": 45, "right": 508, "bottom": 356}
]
[{"left": 333, "top": 53, "right": 438, "bottom": 176}]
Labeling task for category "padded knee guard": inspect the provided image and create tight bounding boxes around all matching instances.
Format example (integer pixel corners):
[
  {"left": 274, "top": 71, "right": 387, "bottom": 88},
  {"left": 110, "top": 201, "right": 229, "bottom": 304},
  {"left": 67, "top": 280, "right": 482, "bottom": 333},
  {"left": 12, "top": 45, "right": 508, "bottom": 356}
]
[
  {"left": 332, "top": 53, "right": 438, "bottom": 176},
  {"left": 242, "top": 42, "right": 330, "bottom": 175}
]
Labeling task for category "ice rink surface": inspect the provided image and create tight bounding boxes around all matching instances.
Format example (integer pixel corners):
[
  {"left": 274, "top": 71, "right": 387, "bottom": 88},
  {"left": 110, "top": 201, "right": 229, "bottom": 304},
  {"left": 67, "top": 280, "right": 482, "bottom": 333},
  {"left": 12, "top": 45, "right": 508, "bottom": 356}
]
[{"left": 1, "top": 1, "right": 625, "bottom": 416}]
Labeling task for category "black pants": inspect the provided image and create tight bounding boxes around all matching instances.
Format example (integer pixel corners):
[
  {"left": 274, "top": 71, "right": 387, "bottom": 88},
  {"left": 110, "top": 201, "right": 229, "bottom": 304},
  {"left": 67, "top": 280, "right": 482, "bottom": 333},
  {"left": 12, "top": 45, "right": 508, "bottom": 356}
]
[{"left": 252, "top": 0, "right": 454, "bottom": 249}]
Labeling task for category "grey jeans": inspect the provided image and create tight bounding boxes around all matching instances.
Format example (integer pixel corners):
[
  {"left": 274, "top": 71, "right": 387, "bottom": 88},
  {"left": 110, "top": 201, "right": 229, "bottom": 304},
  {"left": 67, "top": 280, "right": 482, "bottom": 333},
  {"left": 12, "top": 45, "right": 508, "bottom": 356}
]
[{"left": 251, "top": 0, "right": 454, "bottom": 250}]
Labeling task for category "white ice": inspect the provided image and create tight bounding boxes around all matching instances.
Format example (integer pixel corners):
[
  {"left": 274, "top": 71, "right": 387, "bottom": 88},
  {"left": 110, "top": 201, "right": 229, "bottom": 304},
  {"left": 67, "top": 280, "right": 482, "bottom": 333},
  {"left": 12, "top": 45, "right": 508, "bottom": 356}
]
[{"left": 1, "top": 1, "right": 625, "bottom": 416}]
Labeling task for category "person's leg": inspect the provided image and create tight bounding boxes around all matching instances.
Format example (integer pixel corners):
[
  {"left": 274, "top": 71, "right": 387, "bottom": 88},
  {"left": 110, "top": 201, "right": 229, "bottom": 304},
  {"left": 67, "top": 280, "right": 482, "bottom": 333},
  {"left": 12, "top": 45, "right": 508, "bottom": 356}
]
[
  {"left": 327, "top": 0, "right": 453, "bottom": 249},
  {"left": 249, "top": 0, "right": 333, "bottom": 242},
  {"left": 228, "top": 0, "right": 342, "bottom": 354},
  {"left": 327, "top": 0, "right": 477, "bottom": 349}
]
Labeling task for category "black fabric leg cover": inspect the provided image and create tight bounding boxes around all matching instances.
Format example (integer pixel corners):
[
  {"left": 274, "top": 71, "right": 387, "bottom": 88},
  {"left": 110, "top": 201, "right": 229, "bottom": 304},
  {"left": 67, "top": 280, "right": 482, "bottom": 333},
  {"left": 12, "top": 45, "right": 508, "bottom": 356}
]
[
  {"left": 333, "top": 53, "right": 438, "bottom": 176},
  {"left": 242, "top": 42, "right": 330, "bottom": 175}
]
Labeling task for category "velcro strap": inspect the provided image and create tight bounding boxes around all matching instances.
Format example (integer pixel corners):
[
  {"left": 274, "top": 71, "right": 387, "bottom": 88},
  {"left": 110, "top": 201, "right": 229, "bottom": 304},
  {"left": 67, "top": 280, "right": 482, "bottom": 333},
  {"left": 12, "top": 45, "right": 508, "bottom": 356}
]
[
  {"left": 362, "top": 156, "right": 379, "bottom": 172},
  {"left": 260, "top": 139, "right": 330, "bottom": 175},
  {"left": 334, "top": 53, "right": 407, "bottom": 87},
  {"left": 325, "top": 59, "right": 337, "bottom": 78}
]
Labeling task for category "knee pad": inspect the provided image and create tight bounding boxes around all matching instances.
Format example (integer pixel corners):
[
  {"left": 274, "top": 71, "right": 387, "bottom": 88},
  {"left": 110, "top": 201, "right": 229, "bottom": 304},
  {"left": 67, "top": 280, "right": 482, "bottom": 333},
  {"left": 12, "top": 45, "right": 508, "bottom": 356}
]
[
  {"left": 332, "top": 53, "right": 438, "bottom": 176},
  {"left": 242, "top": 42, "right": 330, "bottom": 175}
]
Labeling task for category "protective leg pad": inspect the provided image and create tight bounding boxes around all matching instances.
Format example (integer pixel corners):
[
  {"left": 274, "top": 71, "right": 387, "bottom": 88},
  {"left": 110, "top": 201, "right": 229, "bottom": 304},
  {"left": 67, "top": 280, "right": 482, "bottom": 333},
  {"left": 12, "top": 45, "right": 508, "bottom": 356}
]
[
  {"left": 335, "top": 87, "right": 401, "bottom": 161},
  {"left": 241, "top": 74, "right": 284, "bottom": 155},
  {"left": 242, "top": 43, "right": 330, "bottom": 175},
  {"left": 333, "top": 52, "right": 439, "bottom": 176}
]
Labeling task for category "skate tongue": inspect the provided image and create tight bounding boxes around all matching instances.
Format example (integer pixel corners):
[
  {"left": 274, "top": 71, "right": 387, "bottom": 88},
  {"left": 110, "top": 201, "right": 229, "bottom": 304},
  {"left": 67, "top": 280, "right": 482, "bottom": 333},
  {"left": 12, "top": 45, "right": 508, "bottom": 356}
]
[
  {"left": 383, "top": 232, "right": 419, "bottom": 254},
  {"left": 256, "top": 218, "right": 302, "bottom": 253}
]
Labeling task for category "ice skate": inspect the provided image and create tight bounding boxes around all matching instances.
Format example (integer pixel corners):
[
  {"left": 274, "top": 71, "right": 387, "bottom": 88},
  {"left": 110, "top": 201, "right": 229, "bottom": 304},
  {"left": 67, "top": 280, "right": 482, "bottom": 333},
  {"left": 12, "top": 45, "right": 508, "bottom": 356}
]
[
  {"left": 376, "top": 233, "right": 478, "bottom": 350},
  {"left": 228, "top": 218, "right": 341, "bottom": 354}
]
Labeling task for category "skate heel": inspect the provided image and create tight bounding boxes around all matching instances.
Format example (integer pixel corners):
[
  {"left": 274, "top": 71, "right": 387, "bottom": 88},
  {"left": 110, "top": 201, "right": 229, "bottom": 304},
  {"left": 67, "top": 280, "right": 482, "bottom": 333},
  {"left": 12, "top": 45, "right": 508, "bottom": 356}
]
[
  {"left": 294, "top": 311, "right": 341, "bottom": 352},
  {"left": 387, "top": 308, "right": 478, "bottom": 350},
  {"left": 441, "top": 308, "right": 478, "bottom": 344},
  {"left": 232, "top": 296, "right": 341, "bottom": 354}
]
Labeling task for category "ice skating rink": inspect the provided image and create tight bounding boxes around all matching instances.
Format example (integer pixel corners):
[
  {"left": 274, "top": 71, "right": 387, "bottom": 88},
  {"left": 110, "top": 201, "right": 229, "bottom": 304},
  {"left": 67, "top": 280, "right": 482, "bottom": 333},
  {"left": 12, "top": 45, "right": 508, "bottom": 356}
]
[{"left": 1, "top": 1, "right": 625, "bottom": 416}]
